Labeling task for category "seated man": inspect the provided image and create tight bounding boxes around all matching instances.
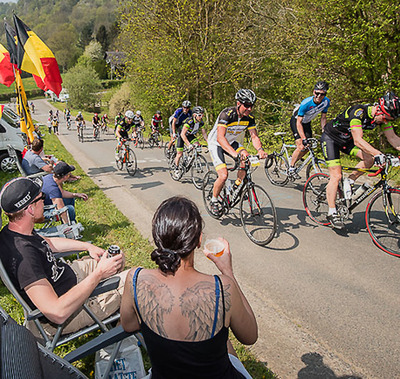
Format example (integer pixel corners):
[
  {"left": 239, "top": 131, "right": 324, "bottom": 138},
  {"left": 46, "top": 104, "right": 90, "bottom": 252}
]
[
  {"left": 0, "top": 177, "right": 126, "bottom": 336},
  {"left": 21, "top": 138, "right": 53, "bottom": 175},
  {"left": 42, "top": 161, "right": 88, "bottom": 224}
]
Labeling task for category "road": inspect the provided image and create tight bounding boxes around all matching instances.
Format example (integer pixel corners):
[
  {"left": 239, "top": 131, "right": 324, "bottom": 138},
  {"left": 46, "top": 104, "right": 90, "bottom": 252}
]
[{"left": 32, "top": 99, "right": 399, "bottom": 379}]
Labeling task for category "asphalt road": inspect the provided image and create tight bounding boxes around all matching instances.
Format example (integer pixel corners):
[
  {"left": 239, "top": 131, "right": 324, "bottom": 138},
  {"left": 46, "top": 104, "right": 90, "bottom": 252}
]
[{"left": 32, "top": 99, "right": 399, "bottom": 379}]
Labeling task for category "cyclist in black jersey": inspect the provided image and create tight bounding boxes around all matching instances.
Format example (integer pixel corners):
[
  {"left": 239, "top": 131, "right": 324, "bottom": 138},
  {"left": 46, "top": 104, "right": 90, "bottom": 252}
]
[
  {"left": 173, "top": 106, "right": 208, "bottom": 170},
  {"left": 320, "top": 92, "right": 400, "bottom": 228},
  {"left": 92, "top": 113, "right": 101, "bottom": 138},
  {"left": 75, "top": 112, "right": 85, "bottom": 137},
  {"left": 207, "top": 89, "right": 267, "bottom": 216},
  {"left": 132, "top": 110, "right": 144, "bottom": 140},
  {"left": 115, "top": 110, "right": 135, "bottom": 160}
]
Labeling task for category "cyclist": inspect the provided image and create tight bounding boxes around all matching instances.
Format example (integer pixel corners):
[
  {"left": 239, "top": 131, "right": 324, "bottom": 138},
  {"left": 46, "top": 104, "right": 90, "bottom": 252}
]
[
  {"left": 207, "top": 89, "right": 268, "bottom": 216},
  {"left": 132, "top": 110, "right": 145, "bottom": 141},
  {"left": 66, "top": 109, "right": 71, "bottom": 130},
  {"left": 115, "top": 110, "right": 135, "bottom": 160},
  {"left": 172, "top": 106, "right": 208, "bottom": 171},
  {"left": 114, "top": 112, "right": 123, "bottom": 134},
  {"left": 166, "top": 100, "right": 193, "bottom": 156},
  {"left": 75, "top": 111, "right": 85, "bottom": 137},
  {"left": 101, "top": 113, "right": 109, "bottom": 131},
  {"left": 92, "top": 113, "right": 101, "bottom": 138},
  {"left": 30, "top": 101, "right": 35, "bottom": 114},
  {"left": 321, "top": 91, "right": 400, "bottom": 228},
  {"left": 51, "top": 116, "right": 59, "bottom": 135},
  {"left": 289, "top": 81, "right": 330, "bottom": 177}
]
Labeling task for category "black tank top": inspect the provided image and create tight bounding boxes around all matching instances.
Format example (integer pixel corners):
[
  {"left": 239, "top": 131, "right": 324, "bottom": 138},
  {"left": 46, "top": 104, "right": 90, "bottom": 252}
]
[{"left": 133, "top": 268, "right": 245, "bottom": 379}]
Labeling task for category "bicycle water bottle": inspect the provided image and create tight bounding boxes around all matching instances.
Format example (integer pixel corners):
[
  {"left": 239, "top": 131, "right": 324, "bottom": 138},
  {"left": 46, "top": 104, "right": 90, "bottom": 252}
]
[
  {"left": 231, "top": 178, "right": 243, "bottom": 201},
  {"left": 352, "top": 183, "right": 372, "bottom": 200},
  {"left": 343, "top": 178, "right": 352, "bottom": 200}
]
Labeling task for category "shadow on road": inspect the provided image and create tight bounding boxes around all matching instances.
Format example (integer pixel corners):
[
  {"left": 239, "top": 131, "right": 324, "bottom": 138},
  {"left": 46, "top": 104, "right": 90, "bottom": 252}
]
[{"left": 298, "top": 352, "right": 361, "bottom": 379}]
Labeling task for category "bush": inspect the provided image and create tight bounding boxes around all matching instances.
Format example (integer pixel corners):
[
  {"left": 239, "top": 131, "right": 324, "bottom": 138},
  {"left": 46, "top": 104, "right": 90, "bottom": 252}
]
[{"left": 108, "top": 82, "right": 134, "bottom": 117}]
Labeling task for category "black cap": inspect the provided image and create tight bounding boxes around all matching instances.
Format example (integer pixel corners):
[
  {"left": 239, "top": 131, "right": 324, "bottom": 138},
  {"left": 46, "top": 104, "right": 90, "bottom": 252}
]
[
  {"left": 54, "top": 161, "right": 75, "bottom": 177},
  {"left": 0, "top": 177, "right": 42, "bottom": 214}
]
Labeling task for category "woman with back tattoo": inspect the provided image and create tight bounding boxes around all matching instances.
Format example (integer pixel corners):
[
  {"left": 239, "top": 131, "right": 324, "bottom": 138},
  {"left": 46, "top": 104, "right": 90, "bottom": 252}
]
[{"left": 121, "top": 196, "right": 257, "bottom": 378}]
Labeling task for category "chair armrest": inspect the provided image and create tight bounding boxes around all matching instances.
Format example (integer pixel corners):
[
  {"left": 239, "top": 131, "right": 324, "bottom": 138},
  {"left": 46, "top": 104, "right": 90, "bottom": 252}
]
[
  {"left": 64, "top": 325, "right": 134, "bottom": 362},
  {"left": 90, "top": 276, "right": 120, "bottom": 298},
  {"left": 26, "top": 308, "right": 44, "bottom": 321}
]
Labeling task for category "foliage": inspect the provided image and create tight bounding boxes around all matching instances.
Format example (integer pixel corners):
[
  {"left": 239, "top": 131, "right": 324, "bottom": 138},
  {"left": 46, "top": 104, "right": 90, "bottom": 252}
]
[
  {"left": 84, "top": 41, "right": 104, "bottom": 62},
  {"left": 108, "top": 81, "right": 134, "bottom": 117},
  {"left": 63, "top": 64, "right": 102, "bottom": 109}
]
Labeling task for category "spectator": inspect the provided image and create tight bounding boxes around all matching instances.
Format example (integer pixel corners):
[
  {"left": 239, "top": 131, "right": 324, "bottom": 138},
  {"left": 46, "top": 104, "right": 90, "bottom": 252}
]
[
  {"left": 47, "top": 117, "right": 52, "bottom": 134},
  {"left": 52, "top": 116, "right": 59, "bottom": 135},
  {"left": 121, "top": 196, "right": 256, "bottom": 379},
  {"left": 42, "top": 161, "right": 88, "bottom": 223},
  {"left": 21, "top": 138, "right": 53, "bottom": 175},
  {"left": 0, "top": 177, "right": 127, "bottom": 336}
]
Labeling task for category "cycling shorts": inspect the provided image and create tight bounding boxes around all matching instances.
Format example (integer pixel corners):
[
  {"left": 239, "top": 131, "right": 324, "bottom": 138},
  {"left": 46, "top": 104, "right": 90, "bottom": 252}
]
[
  {"left": 320, "top": 133, "right": 360, "bottom": 167},
  {"left": 118, "top": 131, "right": 129, "bottom": 140},
  {"left": 208, "top": 141, "right": 244, "bottom": 171},
  {"left": 177, "top": 134, "right": 197, "bottom": 151},
  {"left": 290, "top": 116, "right": 312, "bottom": 140}
]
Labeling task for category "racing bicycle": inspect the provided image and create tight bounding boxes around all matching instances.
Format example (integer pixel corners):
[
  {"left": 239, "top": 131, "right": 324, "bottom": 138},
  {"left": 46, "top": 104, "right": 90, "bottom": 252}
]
[
  {"left": 265, "top": 132, "right": 326, "bottom": 186},
  {"left": 303, "top": 154, "right": 400, "bottom": 257},
  {"left": 133, "top": 126, "right": 145, "bottom": 149},
  {"left": 93, "top": 124, "right": 100, "bottom": 140},
  {"left": 148, "top": 130, "right": 163, "bottom": 148},
  {"left": 203, "top": 156, "right": 277, "bottom": 246},
  {"left": 164, "top": 136, "right": 177, "bottom": 161},
  {"left": 101, "top": 120, "right": 108, "bottom": 134},
  {"left": 169, "top": 143, "right": 209, "bottom": 189},
  {"left": 77, "top": 122, "right": 84, "bottom": 143},
  {"left": 115, "top": 139, "right": 137, "bottom": 176}
]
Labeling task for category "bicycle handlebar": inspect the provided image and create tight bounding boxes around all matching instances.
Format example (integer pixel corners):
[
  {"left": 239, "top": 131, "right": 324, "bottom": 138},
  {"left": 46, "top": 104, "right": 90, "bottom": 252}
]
[{"left": 368, "top": 155, "right": 400, "bottom": 177}]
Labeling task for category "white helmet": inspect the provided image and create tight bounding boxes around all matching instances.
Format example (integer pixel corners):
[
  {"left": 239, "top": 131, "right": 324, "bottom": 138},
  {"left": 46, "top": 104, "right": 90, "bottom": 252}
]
[
  {"left": 136, "top": 110, "right": 141, "bottom": 116},
  {"left": 125, "top": 110, "right": 134, "bottom": 119}
]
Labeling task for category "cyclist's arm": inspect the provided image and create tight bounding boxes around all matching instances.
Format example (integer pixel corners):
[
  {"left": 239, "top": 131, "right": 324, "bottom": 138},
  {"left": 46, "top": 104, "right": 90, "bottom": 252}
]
[
  {"left": 351, "top": 127, "right": 382, "bottom": 156},
  {"left": 171, "top": 118, "right": 177, "bottom": 135},
  {"left": 249, "top": 128, "right": 267, "bottom": 158},
  {"left": 180, "top": 126, "right": 191, "bottom": 146},
  {"left": 201, "top": 128, "right": 208, "bottom": 143},
  {"left": 320, "top": 113, "right": 328, "bottom": 131},
  {"left": 217, "top": 125, "right": 238, "bottom": 157},
  {"left": 296, "top": 116, "right": 307, "bottom": 140},
  {"left": 115, "top": 126, "right": 122, "bottom": 139},
  {"left": 383, "top": 127, "right": 400, "bottom": 152}
]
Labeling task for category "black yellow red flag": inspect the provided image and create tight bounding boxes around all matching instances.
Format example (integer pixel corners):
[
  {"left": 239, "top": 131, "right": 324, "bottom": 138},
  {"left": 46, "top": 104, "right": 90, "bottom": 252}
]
[
  {"left": 0, "top": 44, "right": 14, "bottom": 87},
  {"left": 13, "top": 15, "right": 62, "bottom": 96},
  {"left": 15, "top": 69, "right": 35, "bottom": 143}
]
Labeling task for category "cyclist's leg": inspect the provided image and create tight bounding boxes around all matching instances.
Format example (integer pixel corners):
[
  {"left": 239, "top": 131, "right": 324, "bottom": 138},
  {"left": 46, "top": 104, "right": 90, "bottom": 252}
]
[
  {"left": 290, "top": 119, "right": 311, "bottom": 167},
  {"left": 174, "top": 135, "right": 185, "bottom": 166},
  {"left": 209, "top": 144, "right": 228, "bottom": 200},
  {"left": 167, "top": 116, "right": 175, "bottom": 149},
  {"left": 233, "top": 142, "right": 248, "bottom": 182},
  {"left": 349, "top": 148, "right": 373, "bottom": 181}
]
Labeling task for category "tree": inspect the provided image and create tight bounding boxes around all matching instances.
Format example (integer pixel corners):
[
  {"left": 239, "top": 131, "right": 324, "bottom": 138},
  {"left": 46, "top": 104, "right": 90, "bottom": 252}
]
[
  {"left": 63, "top": 64, "right": 102, "bottom": 109},
  {"left": 84, "top": 40, "right": 103, "bottom": 61},
  {"left": 96, "top": 25, "right": 109, "bottom": 52}
]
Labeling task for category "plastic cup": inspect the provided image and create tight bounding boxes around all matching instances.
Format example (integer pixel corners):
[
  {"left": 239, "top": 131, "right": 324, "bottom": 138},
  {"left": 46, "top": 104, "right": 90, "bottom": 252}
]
[{"left": 204, "top": 239, "right": 225, "bottom": 257}]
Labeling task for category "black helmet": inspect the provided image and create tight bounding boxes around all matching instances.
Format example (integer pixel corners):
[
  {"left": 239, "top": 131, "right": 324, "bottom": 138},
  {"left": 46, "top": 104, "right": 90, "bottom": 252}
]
[
  {"left": 235, "top": 89, "right": 257, "bottom": 105},
  {"left": 192, "top": 106, "right": 204, "bottom": 115},
  {"left": 378, "top": 92, "right": 400, "bottom": 119},
  {"left": 314, "top": 81, "right": 329, "bottom": 92},
  {"left": 182, "top": 100, "right": 191, "bottom": 108},
  {"left": 156, "top": 110, "right": 161, "bottom": 114}
]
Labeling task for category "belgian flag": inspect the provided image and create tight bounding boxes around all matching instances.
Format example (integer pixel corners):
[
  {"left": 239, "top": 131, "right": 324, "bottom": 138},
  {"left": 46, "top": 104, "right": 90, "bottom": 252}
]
[
  {"left": 13, "top": 14, "right": 62, "bottom": 96},
  {"left": 0, "top": 44, "right": 14, "bottom": 87}
]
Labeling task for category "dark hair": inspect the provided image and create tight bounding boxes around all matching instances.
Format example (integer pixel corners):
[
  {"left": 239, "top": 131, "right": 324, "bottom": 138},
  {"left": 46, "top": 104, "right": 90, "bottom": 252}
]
[
  {"left": 31, "top": 138, "right": 44, "bottom": 152},
  {"left": 151, "top": 196, "right": 203, "bottom": 274}
]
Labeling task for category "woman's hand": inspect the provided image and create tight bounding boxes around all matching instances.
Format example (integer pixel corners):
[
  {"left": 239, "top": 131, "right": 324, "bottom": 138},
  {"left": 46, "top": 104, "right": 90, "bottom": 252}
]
[{"left": 203, "top": 238, "right": 234, "bottom": 277}]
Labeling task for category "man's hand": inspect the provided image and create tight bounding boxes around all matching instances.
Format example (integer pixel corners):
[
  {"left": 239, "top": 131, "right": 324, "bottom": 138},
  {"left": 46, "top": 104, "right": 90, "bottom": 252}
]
[
  {"left": 87, "top": 245, "right": 106, "bottom": 261},
  {"left": 95, "top": 253, "right": 124, "bottom": 280},
  {"left": 302, "top": 138, "right": 310, "bottom": 147},
  {"left": 239, "top": 149, "right": 249, "bottom": 160},
  {"left": 257, "top": 149, "right": 268, "bottom": 159},
  {"left": 75, "top": 193, "right": 88, "bottom": 201},
  {"left": 374, "top": 154, "right": 386, "bottom": 167}
]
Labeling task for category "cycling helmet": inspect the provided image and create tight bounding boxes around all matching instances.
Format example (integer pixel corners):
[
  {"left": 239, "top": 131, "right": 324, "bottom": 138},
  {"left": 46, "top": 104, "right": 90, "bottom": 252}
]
[
  {"left": 94, "top": 113, "right": 98, "bottom": 117},
  {"left": 192, "top": 106, "right": 204, "bottom": 115},
  {"left": 182, "top": 100, "right": 191, "bottom": 108},
  {"left": 235, "top": 89, "right": 257, "bottom": 105},
  {"left": 136, "top": 110, "right": 141, "bottom": 116},
  {"left": 378, "top": 91, "right": 400, "bottom": 119},
  {"left": 78, "top": 111, "right": 82, "bottom": 116},
  {"left": 104, "top": 114, "right": 107, "bottom": 117},
  {"left": 156, "top": 110, "right": 161, "bottom": 115},
  {"left": 314, "top": 81, "right": 329, "bottom": 92},
  {"left": 125, "top": 110, "right": 134, "bottom": 119}
]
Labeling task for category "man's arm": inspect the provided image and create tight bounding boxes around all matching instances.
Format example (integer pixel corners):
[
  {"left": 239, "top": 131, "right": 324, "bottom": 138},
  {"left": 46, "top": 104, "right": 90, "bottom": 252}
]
[
  {"left": 384, "top": 128, "right": 400, "bottom": 152},
  {"left": 171, "top": 118, "right": 177, "bottom": 136},
  {"left": 51, "top": 197, "right": 69, "bottom": 224},
  {"left": 249, "top": 128, "right": 267, "bottom": 158},
  {"left": 25, "top": 253, "right": 124, "bottom": 324},
  {"left": 351, "top": 128, "right": 382, "bottom": 156},
  {"left": 201, "top": 128, "right": 208, "bottom": 142},
  {"left": 296, "top": 116, "right": 306, "bottom": 140},
  {"left": 217, "top": 125, "right": 238, "bottom": 157},
  {"left": 321, "top": 113, "right": 328, "bottom": 131},
  {"left": 180, "top": 126, "right": 191, "bottom": 146}
]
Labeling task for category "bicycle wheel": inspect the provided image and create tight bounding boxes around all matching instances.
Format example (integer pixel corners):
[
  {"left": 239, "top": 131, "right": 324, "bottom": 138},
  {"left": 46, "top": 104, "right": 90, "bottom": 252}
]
[
  {"left": 366, "top": 188, "right": 400, "bottom": 257},
  {"left": 148, "top": 137, "right": 154, "bottom": 148},
  {"left": 306, "top": 158, "right": 327, "bottom": 179},
  {"left": 239, "top": 184, "right": 277, "bottom": 245},
  {"left": 139, "top": 134, "right": 145, "bottom": 149},
  {"left": 169, "top": 160, "right": 184, "bottom": 181},
  {"left": 202, "top": 171, "right": 223, "bottom": 219},
  {"left": 191, "top": 155, "right": 209, "bottom": 190},
  {"left": 264, "top": 154, "right": 289, "bottom": 186},
  {"left": 303, "top": 173, "right": 331, "bottom": 225},
  {"left": 79, "top": 127, "right": 84, "bottom": 143},
  {"left": 125, "top": 148, "right": 137, "bottom": 176},
  {"left": 116, "top": 156, "right": 123, "bottom": 170}
]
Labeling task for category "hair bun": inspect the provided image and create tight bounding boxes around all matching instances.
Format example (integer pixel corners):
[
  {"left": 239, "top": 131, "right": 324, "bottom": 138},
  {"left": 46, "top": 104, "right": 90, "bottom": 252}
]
[{"left": 151, "top": 247, "right": 181, "bottom": 274}]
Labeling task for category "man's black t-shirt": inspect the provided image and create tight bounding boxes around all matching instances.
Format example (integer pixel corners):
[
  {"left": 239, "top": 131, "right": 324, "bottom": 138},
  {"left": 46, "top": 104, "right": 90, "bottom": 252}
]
[{"left": 0, "top": 225, "right": 77, "bottom": 309}]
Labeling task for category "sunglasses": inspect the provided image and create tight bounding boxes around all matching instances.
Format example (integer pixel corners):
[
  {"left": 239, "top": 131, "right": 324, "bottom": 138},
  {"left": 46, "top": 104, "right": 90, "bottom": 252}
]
[
  {"left": 314, "top": 92, "right": 326, "bottom": 97},
  {"left": 32, "top": 193, "right": 46, "bottom": 204},
  {"left": 241, "top": 102, "right": 254, "bottom": 109}
]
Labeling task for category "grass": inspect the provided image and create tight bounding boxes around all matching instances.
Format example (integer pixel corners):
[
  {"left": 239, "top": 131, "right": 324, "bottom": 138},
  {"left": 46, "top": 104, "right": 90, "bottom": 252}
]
[
  {"left": 0, "top": 76, "right": 39, "bottom": 95},
  {"left": 0, "top": 123, "right": 275, "bottom": 378}
]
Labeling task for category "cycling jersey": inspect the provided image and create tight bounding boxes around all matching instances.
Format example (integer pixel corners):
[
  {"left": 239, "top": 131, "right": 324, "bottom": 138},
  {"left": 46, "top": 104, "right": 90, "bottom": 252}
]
[
  {"left": 76, "top": 115, "right": 84, "bottom": 123},
  {"left": 208, "top": 106, "right": 256, "bottom": 146},
  {"left": 152, "top": 114, "right": 163, "bottom": 128},
  {"left": 92, "top": 116, "right": 100, "bottom": 125},
  {"left": 182, "top": 116, "right": 204, "bottom": 136},
  {"left": 133, "top": 115, "right": 144, "bottom": 127},
  {"left": 101, "top": 116, "right": 108, "bottom": 123},
  {"left": 293, "top": 96, "right": 330, "bottom": 124},
  {"left": 116, "top": 119, "right": 133, "bottom": 136},
  {"left": 173, "top": 108, "right": 193, "bottom": 128}
]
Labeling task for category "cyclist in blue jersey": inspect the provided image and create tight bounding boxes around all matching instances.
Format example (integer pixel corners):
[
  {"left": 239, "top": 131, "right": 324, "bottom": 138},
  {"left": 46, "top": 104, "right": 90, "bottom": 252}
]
[
  {"left": 289, "top": 81, "right": 330, "bottom": 177},
  {"left": 321, "top": 92, "right": 400, "bottom": 228},
  {"left": 207, "top": 89, "right": 267, "bottom": 216},
  {"left": 166, "top": 100, "right": 193, "bottom": 155}
]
